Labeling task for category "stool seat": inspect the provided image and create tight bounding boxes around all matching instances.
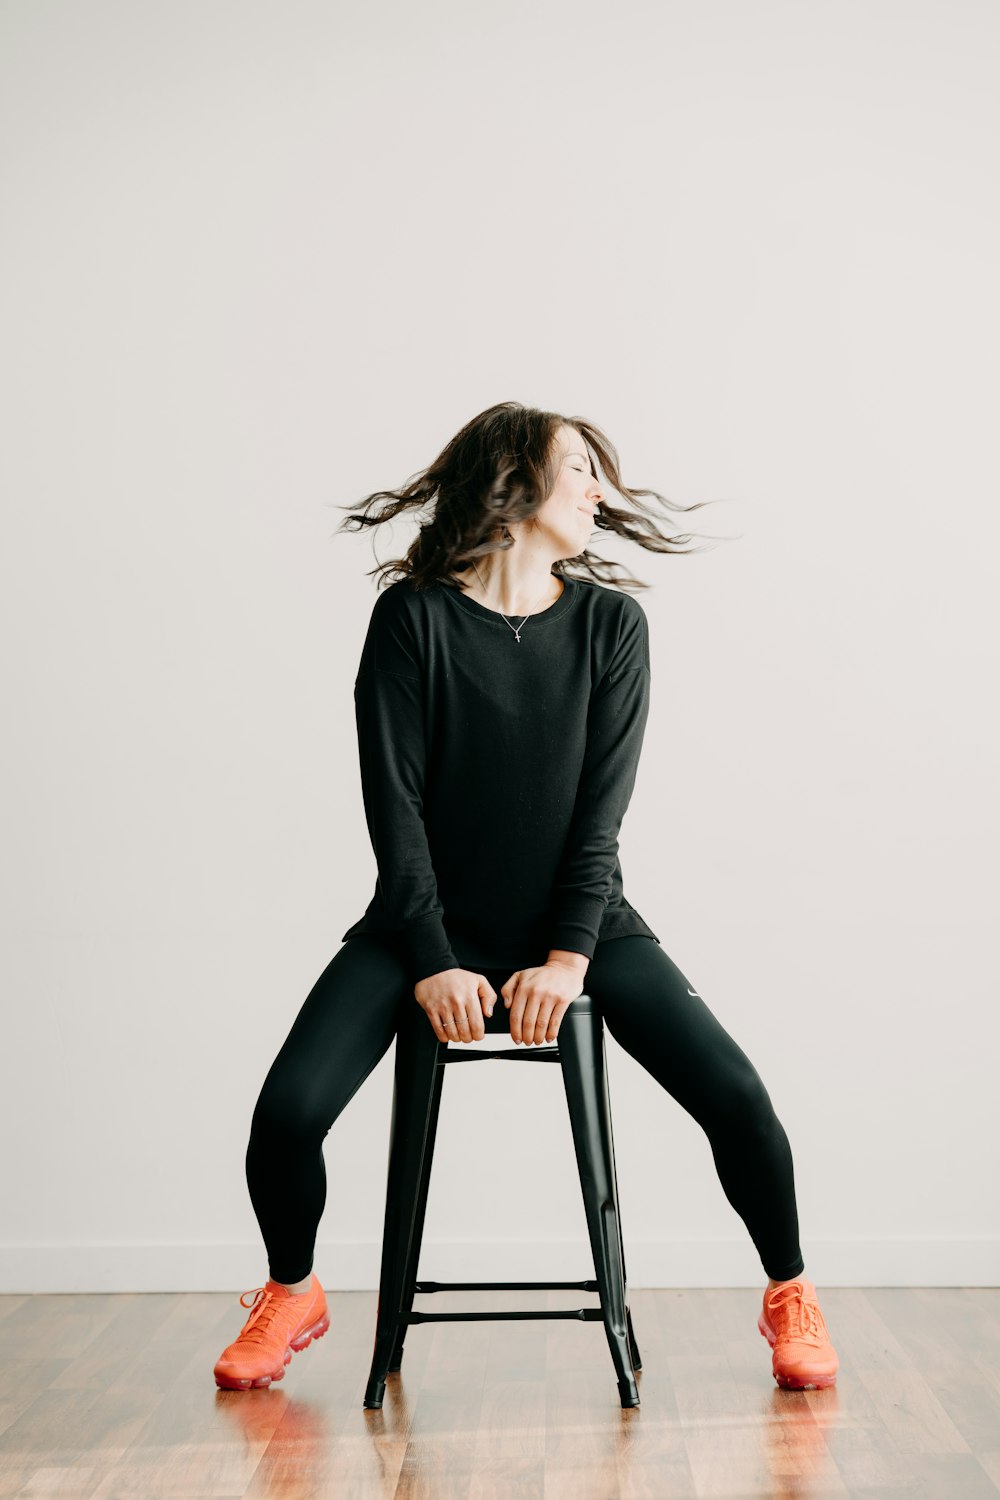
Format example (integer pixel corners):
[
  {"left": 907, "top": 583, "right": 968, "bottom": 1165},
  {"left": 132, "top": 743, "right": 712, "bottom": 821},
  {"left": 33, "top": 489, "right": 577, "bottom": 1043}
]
[{"left": 363, "top": 991, "right": 642, "bottom": 1409}]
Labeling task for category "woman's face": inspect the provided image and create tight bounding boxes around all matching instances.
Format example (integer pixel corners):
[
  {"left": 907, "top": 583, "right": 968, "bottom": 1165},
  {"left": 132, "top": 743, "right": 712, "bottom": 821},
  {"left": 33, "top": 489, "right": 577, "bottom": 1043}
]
[{"left": 533, "top": 426, "right": 603, "bottom": 554}]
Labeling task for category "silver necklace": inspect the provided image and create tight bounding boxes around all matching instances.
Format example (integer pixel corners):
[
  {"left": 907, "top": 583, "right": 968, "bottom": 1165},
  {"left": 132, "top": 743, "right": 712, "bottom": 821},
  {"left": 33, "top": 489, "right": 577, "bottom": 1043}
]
[{"left": 471, "top": 560, "right": 559, "bottom": 644}]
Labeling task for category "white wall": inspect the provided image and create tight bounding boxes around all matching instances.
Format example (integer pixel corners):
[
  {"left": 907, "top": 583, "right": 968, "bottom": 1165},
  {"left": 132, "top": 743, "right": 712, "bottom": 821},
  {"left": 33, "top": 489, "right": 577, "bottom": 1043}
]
[{"left": 1, "top": 0, "right": 997, "bottom": 1294}]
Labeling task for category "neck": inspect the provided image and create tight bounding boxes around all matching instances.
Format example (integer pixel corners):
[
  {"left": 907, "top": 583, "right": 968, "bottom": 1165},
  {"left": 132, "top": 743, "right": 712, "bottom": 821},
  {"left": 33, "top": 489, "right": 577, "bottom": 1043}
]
[{"left": 463, "top": 556, "right": 563, "bottom": 615}]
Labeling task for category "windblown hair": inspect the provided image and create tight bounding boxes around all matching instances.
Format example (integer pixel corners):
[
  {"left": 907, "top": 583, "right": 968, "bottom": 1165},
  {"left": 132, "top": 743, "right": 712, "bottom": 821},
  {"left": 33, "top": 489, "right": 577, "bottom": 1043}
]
[{"left": 330, "top": 401, "right": 734, "bottom": 594}]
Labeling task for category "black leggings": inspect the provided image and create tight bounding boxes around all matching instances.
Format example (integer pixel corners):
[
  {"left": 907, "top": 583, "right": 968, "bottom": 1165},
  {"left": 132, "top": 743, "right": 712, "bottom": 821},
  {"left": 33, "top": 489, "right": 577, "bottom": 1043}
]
[{"left": 246, "top": 934, "right": 806, "bottom": 1286}]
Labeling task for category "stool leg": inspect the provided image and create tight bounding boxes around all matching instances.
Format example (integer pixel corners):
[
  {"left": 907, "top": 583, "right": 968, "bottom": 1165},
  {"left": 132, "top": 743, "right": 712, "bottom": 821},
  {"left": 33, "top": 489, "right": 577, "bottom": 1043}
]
[
  {"left": 602, "top": 1064, "right": 643, "bottom": 1375},
  {"left": 388, "top": 1047, "right": 446, "bottom": 1373},
  {"left": 627, "top": 1304, "right": 642, "bottom": 1372},
  {"left": 558, "top": 1002, "right": 640, "bottom": 1408},
  {"left": 613, "top": 1157, "right": 642, "bottom": 1373},
  {"left": 364, "top": 1003, "right": 444, "bottom": 1409}
]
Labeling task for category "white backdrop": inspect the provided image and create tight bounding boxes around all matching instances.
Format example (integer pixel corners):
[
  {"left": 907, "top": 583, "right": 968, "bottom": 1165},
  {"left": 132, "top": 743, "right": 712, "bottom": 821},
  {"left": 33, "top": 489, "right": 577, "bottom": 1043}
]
[{"left": 1, "top": 0, "right": 997, "bottom": 1293}]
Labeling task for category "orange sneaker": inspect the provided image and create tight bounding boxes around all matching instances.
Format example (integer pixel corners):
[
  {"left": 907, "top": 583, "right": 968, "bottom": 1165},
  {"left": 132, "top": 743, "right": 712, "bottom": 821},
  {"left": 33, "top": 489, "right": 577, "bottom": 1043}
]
[
  {"left": 758, "top": 1277, "right": 839, "bottom": 1390},
  {"left": 214, "top": 1274, "right": 329, "bottom": 1390}
]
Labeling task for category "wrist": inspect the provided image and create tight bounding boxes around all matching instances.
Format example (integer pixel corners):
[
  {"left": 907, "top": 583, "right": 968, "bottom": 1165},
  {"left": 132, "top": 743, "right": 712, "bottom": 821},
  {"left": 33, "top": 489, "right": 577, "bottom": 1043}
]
[{"left": 547, "top": 948, "right": 590, "bottom": 976}]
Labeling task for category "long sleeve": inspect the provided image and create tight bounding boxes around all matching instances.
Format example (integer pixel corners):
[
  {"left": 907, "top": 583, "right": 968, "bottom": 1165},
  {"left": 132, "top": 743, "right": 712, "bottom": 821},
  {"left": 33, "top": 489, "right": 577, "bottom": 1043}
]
[
  {"left": 547, "top": 600, "right": 651, "bottom": 959},
  {"left": 353, "top": 592, "right": 459, "bottom": 985}
]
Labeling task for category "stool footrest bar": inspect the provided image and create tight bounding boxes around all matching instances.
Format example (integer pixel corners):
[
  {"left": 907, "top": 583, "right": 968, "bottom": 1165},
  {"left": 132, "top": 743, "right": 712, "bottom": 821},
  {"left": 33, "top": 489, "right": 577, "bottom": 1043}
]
[
  {"left": 413, "top": 1278, "right": 600, "bottom": 1293},
  {"left": 405, "top": 1308, "right": 606, "bottom": 1324}
]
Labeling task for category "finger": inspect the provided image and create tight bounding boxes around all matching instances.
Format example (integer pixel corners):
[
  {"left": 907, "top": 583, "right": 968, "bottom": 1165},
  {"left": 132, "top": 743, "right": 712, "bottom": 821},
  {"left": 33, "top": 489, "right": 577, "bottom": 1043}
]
[
  {"left": 451, "top": 1005, "right": 473, "bottom": 1044},
  {"left": 545, "top": 999, "right": 567, "bottom": 1042},
  {"left": 441, "top": 1011, "right": 465, "bottom": 1045},
  {"left": 515, "top": 995, "right": 540, "bottom": 1045},
  {"left": 502, "top": 978, "right": 517, "bottom": 1034},
  {"left": 464, "top": 995, "right": 485, "bottom": 1042},
  {"left": 531, "top": 1001, "right": 553, "bottom": 1045},
  {"left": 532, "top": 1000, "right": 553, "bottom": 1046}
]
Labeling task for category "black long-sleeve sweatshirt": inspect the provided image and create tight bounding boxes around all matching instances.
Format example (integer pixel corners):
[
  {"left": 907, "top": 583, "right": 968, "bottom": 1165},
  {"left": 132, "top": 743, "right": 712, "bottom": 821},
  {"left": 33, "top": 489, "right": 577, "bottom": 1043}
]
[{"left": 341, "top": 572, "right": 660, "bottom": 984}]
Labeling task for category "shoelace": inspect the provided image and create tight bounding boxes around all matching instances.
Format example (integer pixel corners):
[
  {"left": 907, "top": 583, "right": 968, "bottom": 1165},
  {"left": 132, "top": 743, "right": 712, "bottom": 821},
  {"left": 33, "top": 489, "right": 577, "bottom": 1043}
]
[
  {"left": 236, "top": 1286, "right": 299, "bottom": 1345},
  {"left": 768, "top": 1283, "right": 825, "bottom": 1345}
]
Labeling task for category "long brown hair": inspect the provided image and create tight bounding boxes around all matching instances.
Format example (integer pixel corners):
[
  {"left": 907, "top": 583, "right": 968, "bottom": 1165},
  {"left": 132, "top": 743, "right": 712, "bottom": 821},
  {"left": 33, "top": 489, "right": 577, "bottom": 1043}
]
[{"left": 330, "top": 401, "right": 733, "bottom": 594}]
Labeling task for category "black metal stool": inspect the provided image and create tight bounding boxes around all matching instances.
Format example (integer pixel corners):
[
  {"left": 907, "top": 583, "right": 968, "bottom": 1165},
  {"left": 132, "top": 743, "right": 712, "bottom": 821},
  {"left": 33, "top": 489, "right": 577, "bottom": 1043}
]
[{"left": 363, "top": 990, "right": 642, "bottom": 1409}]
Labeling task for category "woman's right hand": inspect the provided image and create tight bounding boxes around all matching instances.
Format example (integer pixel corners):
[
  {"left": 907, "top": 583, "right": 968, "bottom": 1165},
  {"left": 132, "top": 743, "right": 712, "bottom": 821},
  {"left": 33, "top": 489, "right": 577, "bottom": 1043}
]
[{"left": 413, "top": 968, "right": 497, "bottom": 1043}]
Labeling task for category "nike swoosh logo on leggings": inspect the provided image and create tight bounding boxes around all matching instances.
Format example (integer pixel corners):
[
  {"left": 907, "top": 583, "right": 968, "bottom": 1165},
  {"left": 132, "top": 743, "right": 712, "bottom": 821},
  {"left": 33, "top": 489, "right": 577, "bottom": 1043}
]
[{"left": 687, "top": 988, "right": 701, "bottom": 997}]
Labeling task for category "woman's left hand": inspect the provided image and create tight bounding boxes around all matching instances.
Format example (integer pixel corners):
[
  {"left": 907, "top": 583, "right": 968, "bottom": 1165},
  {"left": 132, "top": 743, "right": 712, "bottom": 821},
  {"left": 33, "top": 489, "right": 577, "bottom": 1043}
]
[{"left": 500, "top": 962, "right": 584, "bottom": 1045}]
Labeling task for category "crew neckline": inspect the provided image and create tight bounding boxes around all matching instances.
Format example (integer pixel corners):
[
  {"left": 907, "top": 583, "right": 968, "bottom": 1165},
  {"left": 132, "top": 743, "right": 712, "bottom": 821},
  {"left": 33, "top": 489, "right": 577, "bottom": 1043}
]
[{"left": 438, "top": 573, "right": 578, "bottom": 627}]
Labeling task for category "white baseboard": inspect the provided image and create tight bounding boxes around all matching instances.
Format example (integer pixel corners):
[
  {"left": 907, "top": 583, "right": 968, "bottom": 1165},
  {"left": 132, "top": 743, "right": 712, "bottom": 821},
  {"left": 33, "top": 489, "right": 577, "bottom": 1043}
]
[{"left": 1, "top": 1237, "right": 996, "bottom": 1293}]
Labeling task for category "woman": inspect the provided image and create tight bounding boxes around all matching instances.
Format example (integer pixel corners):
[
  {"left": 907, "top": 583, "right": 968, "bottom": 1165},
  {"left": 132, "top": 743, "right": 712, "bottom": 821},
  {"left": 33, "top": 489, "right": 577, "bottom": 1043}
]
[{"left": 213, "top": 401, "right": 839, "bottom": 1394}]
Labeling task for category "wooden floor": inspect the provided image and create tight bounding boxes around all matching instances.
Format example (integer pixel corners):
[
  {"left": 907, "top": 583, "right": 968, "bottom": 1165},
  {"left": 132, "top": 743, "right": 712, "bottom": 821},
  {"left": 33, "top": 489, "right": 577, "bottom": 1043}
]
[{"left": 1, "top": 1285, "right": 998, "bottom": 1498}]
